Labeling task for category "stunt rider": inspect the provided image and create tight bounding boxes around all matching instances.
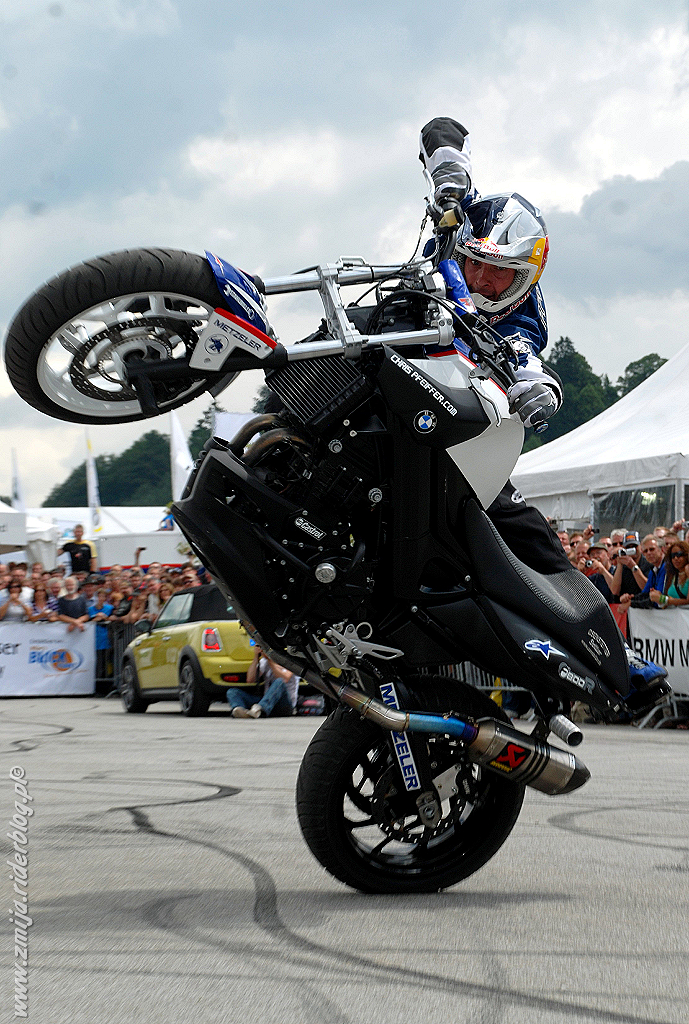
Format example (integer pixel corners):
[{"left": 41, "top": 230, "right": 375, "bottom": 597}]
[{"left": 419, "top": 116, "right": 665, "bottom": 692}]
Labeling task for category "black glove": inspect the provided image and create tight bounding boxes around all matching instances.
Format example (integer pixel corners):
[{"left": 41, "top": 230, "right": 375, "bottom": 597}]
[
  {"left": 427, "top": 193, "right": 466, "bottom": 228},
  {"left": 507, "top": 380, "right": 558, "bottom": 429}
]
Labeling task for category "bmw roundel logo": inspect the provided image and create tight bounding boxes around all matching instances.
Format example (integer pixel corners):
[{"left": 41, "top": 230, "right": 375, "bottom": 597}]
[
  {"left": 205, "top": 334, "right": 228, "bottom": 354},
  {"left": 414, "top": 410, "right": 437, "bottom": 433}
]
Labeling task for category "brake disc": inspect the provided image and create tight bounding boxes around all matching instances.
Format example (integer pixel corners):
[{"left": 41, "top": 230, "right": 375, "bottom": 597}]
[{"left": 67, "top": 316, "right": 201, "bottom": 401}]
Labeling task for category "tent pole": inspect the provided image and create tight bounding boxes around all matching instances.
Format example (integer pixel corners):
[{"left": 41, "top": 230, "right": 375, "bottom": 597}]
[{"left": 676, "top": 478, "right": 684, "bottom": 530}]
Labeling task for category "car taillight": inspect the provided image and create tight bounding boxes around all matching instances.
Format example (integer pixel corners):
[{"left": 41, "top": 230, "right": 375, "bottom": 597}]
[
  {"left": 221, "top": 674, "right": 240, "bottom": 682},
  {"left": 202, "top": 628, "right": 222, "bottom": 652}
]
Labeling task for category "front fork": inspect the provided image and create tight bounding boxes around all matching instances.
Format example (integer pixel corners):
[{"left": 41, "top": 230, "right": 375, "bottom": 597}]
[{"left": 378, "top": 680, "right": 445, "bottom": 827}]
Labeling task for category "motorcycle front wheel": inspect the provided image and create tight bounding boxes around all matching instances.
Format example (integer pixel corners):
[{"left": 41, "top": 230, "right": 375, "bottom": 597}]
[
  {"left": 4, "top": 248, "right": 233, "bottom": 424},
  {"left": 296, "top": 680, "right": 525, "bottom": 893}
]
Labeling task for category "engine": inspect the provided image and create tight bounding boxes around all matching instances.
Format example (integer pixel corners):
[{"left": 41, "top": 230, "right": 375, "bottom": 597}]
[{"left": 174, "top": 354, "right": 391, "bottom": 652}]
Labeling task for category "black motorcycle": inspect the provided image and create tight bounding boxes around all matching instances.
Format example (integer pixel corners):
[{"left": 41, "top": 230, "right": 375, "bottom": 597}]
[{"left": 4, "top": 203, "right": 669, "bottom": 893}]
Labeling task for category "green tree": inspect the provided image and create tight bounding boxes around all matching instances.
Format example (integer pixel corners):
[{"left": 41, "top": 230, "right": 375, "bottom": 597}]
[
  {"left": 616, "top": 353, "right": 667, "bottom": 396},
  {"left": 538, "top": 336, "right": 619, "bottom": 443},
  {"left": 188, "top": 402, "right": 226, "bottom": 459},
  {"left": 42, "top": 431, "right": 171, "bottom": 506},
  {"left": 252, "top": 383, "right": 279, "bottom": 415}
]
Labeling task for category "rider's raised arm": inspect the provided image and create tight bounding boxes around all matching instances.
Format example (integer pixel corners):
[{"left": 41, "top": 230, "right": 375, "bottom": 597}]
[{"left": 419, "top": 117, "right": 477, "bottom": 208}]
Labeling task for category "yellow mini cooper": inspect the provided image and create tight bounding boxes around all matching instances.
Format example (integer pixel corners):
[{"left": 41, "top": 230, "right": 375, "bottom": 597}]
[{"left": 120, "top": 585, "right": 255, "bottom": 715}]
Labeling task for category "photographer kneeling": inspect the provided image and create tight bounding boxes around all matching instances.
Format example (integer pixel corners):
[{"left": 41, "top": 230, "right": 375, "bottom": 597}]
[{"left": 226, "top": 646, "right": 300, "bottom": 719}]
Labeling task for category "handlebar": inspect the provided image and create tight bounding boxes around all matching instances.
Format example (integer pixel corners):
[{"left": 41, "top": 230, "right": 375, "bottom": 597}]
[{"left": 261, "top": 264, "right": 408, "bottom": 296}]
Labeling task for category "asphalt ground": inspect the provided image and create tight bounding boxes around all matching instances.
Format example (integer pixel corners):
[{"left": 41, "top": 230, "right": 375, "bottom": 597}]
[{"left": 0, "top": 696, "right": 687, "bottom": 1024}]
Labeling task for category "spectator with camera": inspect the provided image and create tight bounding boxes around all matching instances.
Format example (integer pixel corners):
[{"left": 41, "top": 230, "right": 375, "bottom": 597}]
[
  {"left": 227, "top": 645, "right": 300, "bottom": 719},
  {"left": 609, "top": 531, "right": 645, "bottom": 602},
  {"left": 618, "top": 535, "right": 667, "bottom": 611},
  {"left": 583, "top": 540, "right": 616, "bottom": 602},
  {"left": 0, "top": 582, "right": 33, "bottom": 623},
  {"left": 671, "top": 519, "right": 689, "bottom": 539}
]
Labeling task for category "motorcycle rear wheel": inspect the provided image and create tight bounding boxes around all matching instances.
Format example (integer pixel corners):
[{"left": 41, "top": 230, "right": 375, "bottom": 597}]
[
  {"left": 296, "top": 679, "right": 525, "bottom": 893},
  {"left": 4, "top": 247, "right": 232, "bottom": 424}
]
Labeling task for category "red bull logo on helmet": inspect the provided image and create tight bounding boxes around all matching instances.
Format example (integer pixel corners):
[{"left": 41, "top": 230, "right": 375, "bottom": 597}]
[{"left": 465, "top": 237, "right": 502, "bottom": 259}]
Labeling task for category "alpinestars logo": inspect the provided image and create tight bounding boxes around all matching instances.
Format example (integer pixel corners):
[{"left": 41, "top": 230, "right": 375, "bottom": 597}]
[{"left": 524, "top": 638, "right": 564, "bottom": 661}]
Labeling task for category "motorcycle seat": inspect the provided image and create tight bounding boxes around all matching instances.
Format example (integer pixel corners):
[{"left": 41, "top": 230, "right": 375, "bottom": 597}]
[{"left": 464, "top": 500, "right": 628, "bottom": 687}]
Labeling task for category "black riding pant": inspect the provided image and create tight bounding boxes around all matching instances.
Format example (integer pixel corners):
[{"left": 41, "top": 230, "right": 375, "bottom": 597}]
[{"left": 487, "top": 481, "right": 571, "bottom": 575}]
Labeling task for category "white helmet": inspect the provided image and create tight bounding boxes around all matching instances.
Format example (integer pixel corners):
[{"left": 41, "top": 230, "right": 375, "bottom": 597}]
[{"left": 454, "top": 193, "right": 549, "bottom": 316}]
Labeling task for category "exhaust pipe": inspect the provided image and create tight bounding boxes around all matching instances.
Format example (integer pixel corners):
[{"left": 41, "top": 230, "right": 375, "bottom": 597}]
[{"left": 336, "top": 684, "right": 590, "bottom": 796}]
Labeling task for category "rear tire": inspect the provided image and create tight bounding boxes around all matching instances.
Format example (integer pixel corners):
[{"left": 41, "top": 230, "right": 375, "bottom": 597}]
[
  {"left": 296, "top": 678, "right": 524, "bottom": 893},
  {"left": 120, "top": 659, "right": 149, "bottom": 714},
  {"left": 4, "top": 248, "right": 233, "bottom": 424},
  {"left": 178, "top": 659, "right": 212, "bottom": 717}
]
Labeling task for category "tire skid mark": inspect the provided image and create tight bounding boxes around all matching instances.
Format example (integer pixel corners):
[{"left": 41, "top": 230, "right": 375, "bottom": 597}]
[
  {"left": 298, "top": 981, "right": 352, "bottom": 1024},
  {"left": 116, "top": 794, "right": 673, "bottom": 1024},
  {"left": 0, "top": 718, "right": 73, "bottom": 755},
  {"left": 548, "top": 804, "right": 689, "bottom": 855}
]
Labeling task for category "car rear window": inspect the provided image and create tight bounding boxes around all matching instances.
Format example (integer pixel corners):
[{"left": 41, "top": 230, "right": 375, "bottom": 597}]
[
  {"left": 190, "top": 585, "right": 238, "bottom": 622},
  {"left": 156, "top": 593, "right": 194, "bottom": 628}
]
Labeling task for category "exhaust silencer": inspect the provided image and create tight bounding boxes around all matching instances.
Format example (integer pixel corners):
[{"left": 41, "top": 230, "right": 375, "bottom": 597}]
[
  {"left": 336, "top": 684, "right": 589, "bottom": 796},
  {"left": 464, "top": 718, "right": 590, "bottom": 795}
]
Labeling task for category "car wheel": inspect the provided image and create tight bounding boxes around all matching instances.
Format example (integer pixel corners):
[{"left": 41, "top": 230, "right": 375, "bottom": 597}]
[
  {"left": 179, "top": 659, "right": 212, "bottom": 717},
  {"left": 120, "top": 659, "right": 149, "bottom": 713}
]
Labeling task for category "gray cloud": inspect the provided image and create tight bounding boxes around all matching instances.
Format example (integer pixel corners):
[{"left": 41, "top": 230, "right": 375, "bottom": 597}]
[
  {"left": 1, "top": 0, "right": 686, "bottom": 210},
  {"left": 2, "top": 0, "right": 689, "bottom": 502},
  {"left": 544, "top": 161, "right": 689, "bottom": 303}
]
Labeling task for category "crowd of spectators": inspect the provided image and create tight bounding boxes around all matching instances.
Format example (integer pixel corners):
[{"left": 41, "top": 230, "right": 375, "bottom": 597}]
[
  {"left": 0, "top": 528, "right": 212, "bottom": 691},
  {"left": 0, "top": 557, "right": 209, "bottom": 626},
  {"left": 552, "top": 519, "right": 689, "bottom": 619}
]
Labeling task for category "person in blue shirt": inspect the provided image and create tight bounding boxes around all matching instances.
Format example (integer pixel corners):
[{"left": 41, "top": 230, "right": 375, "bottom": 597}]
[{"left": 89, "top": 587, "right": 114, "bottom": 694}]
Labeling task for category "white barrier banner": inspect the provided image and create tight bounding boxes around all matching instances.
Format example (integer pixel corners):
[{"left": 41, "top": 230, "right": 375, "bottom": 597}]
[
  {"left": 628, "top": 609, "right": 689, "bottom": 693},
  {"left": 0, "top": 621, "right": 96, "bottom": 696}
]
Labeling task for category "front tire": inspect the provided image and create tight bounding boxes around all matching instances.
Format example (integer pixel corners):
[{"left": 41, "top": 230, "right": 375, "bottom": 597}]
[
  {"left": 4, "top": 248, "right": 232, "bottom": 424},
  {"left": 120, "top": 658, "right": 149, "bottom": 714},
  {"left": 178, "top": 659, "right": 211, "bottom": 717},
  {"left": 296, "top": 679, "right": 524, "bottom": 893}
]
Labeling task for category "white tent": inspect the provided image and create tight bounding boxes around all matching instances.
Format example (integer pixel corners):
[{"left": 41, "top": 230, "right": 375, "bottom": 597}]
[
  {"left": 0, "top": 501, "right": 27, "bottom": 555},
  {"left": 512, "top": 342, "right": 689, "bottom": 528},
  {"left": 24, "top": 515, "right": 62, "bottom": 568}
]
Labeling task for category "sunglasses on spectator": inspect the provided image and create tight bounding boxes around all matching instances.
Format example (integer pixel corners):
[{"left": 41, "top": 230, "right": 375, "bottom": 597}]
[{"left": 670, "top": 550, "right": 688, "bottom": 559}]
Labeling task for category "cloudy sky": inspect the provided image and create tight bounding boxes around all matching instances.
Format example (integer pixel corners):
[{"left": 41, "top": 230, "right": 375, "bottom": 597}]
[{"left": 1, "top": 0, "right": 688, "bottom": 505}]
